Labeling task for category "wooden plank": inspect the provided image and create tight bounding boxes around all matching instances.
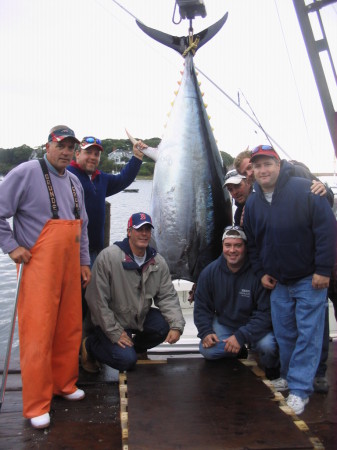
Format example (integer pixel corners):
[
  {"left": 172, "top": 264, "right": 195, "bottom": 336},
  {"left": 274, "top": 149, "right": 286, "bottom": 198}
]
[
  {"left": 126, "top": 358, "right": 316, "bottom": 450},
  {"left": 0, "top": 380, "right": 122, "bottom": 448}
]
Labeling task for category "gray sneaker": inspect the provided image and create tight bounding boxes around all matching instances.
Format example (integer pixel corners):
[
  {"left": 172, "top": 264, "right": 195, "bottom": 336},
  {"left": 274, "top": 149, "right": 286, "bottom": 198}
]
[
  {"left": 286, "top": 394, "right": 309, "bottom": 415},
  {"left": 271, "top": 377, "right": 288, "bottom": 391}
]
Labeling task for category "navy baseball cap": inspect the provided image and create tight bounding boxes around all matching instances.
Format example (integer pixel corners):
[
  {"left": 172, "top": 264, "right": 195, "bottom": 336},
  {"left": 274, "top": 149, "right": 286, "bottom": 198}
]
[
  {"left": 127, "top": 212, "right": 154, "bottom": 229},
  {"left": 48, "top": 126, "right": 80, "bottom": 143}
]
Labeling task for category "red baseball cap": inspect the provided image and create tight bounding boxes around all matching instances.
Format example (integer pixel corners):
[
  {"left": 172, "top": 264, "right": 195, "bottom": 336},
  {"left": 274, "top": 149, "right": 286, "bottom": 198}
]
[{"left": 250, "top": 145, "right": 280, "bottom": 162}]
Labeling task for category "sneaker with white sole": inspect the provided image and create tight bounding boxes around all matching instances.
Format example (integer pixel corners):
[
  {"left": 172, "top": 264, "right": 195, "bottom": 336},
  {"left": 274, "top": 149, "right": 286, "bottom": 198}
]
[
  {"left": 271, "top": 377, "right": 288, "bottom": 391},
  {"left": 62, "top": 388, "right": 85, "bottom": 401},
  {"left": 286, "top": 394, "right": 309, "bottom": 415},
  {"left": 30, "top": 412, "right": 50, "bottom": 429}
]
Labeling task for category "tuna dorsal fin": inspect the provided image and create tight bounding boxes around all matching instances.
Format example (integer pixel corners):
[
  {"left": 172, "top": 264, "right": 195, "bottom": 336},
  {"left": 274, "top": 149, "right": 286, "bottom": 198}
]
[
  {"left": 136, "top": 12, "right": 228, "bottom": 57},
  {"left": 125, "top": 129, "right": 158, "bottom": 162}
]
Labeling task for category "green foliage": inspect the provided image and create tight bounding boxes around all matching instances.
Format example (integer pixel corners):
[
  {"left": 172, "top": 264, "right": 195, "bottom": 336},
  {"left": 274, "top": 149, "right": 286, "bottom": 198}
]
[
  {"left": 98, "top": 158, "right": 116, "bottom": 173},
  {"left": 220, "top": 151, "right": 234, "bottom": 170},
  {"left": 143, "top": 137, "right": 161, "bottom": 148},
  {"left": 0, "top": 139, "right": 231, "bottom": 180},
  {"left": 138, "top": 161, "right": 155, "bottom": 177},
  {"left": 0, "top": 145, "right": 35, "bottom": 174}
]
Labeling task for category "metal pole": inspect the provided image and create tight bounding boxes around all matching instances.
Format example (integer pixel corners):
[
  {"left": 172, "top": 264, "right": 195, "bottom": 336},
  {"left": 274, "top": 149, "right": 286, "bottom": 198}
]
[{"left": 0, "top": 263, "right": 24, "bottom": 412}]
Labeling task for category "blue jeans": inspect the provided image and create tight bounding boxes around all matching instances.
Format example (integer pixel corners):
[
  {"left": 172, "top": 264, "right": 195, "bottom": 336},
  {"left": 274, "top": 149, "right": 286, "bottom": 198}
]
[
  {"left": 270, "top": 276, "right": 326, "bottom": 398},
  {"left": 316, "top": 300, "right": 329, "bottom": 377},
  {"left": 86, "top": 308, "right": 170, "bottom": 371},
  {"left": 199, "top": 317, "right": 279, "bottom": 369}
]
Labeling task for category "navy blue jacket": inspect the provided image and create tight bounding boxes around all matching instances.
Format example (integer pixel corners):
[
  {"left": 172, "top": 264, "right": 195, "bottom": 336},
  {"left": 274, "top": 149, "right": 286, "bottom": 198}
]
[
  {"left": 114, "top": 237, "right": 157, "bottom": 272},
  {"left": 67, "top": 157, "right": 142, "bottom": 253},
  {"left": 193, "top": 255, "right": 273, "bottom": 346},
  {"left": 243, "top": 160, "right": 336, "bottom": 284}
]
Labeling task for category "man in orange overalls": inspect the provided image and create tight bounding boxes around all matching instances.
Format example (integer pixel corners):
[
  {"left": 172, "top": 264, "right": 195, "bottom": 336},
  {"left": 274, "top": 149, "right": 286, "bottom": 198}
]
[{"left": 0, "top": 125, "right": 91, "bottom": 429}]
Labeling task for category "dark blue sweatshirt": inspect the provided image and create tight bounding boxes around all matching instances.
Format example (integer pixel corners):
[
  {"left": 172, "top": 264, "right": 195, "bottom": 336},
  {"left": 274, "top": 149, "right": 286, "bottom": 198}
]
[
  {"left": 193, "top": 255, "right": 273, "bottom": 346},
  {"left": 67, "top": 157, "right": 142, "bottom": 253},
  {"left": 243, "top": 160, "right": 336, "bottom": 283}
]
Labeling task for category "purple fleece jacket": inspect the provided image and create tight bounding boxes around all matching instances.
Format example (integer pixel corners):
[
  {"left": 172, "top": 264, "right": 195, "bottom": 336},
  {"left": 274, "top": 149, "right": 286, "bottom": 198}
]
[{"left": 0, "top": 159, "right": 90, "bottom": 265}]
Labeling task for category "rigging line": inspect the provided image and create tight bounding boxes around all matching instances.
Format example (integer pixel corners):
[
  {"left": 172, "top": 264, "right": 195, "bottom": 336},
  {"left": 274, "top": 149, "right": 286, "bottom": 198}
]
[
  {"left": 239, "top": 89, "right": 293, "bottom": 159},
  {"left": 109, "top": 0, "right": 138, "bottom": 20},
  {"left": 108, "top": 0, "right": 288, "bottom": 156},
  {"left": 273, "top": 0, "right": 313, "bottom": 155},
  {"left": 195, "top": 65, "right": 288, "bottom": 156}
]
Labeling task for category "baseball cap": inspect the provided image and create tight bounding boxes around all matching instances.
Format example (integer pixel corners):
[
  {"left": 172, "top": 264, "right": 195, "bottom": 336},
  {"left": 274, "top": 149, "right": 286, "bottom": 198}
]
[
  {"left": 80, "top": 136, "right": 103, "bottom": 152},
  {"left": 127, "top": 212, "right": 154, "bottom": 230},
  {"left": 250, "top": 145, "right": 280, "bottom": 162},
  {"left": 223, "top": 169, "right": 246, "bottom": 187},
  {"left": 48, "top": 126, "right": 80, "bottom": 143},
  {"left": 222, "top": 226, "right": 247, "bottom": 241}
]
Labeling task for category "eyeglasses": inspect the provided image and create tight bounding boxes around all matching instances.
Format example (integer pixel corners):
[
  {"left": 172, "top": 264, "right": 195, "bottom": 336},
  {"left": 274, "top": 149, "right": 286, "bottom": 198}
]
[
  {"left": 252, "top": 145, "right": 273, "bottom": 154},
  {"left": 82, "top": 136, "right": 102, "bottom": 146}
]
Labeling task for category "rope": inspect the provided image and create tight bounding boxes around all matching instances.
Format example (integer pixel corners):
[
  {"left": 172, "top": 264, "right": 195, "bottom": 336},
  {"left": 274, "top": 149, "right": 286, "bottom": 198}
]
[{"left": 182, "top": 35, "right": 200, "bottom": 57}]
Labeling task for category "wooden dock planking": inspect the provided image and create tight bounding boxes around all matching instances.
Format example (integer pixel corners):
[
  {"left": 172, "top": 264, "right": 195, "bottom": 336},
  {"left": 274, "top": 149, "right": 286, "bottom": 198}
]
[
  {"left": 126, "top": 358, "right": 319, "bottom": 450},
  {"left": 0, "top": 342, "right": 336, "bottom": 449},
  {"left": 0, "top": 363, "right": 122, "bottom": 449}
]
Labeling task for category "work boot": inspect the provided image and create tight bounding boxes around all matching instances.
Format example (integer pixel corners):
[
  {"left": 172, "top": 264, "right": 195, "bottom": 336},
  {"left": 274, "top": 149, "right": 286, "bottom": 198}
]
[
  {"left": 236, "top": 345, "right": 248, "bottom": 359},
  {"left": 136, "top": 351, "right": 149, "bottom": 361},
  {"left": 81, "top": 338, "right": 101, "bottom": 373},
  {"left": 313, "top": 376, "right": 329, "bottom": 393},
  {"left": 265, "top": 366, "right": 280, "bottom": 380}
]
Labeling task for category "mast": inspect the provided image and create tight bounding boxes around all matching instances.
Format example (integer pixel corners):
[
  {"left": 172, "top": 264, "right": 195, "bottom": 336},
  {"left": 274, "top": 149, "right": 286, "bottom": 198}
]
[{"left": 293, "top": 0, "right": 337, "bottom": 158}]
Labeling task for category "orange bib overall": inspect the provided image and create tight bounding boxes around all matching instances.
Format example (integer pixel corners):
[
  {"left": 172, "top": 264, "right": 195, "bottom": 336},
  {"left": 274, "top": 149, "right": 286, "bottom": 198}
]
[{"left": 18, "top": 219, "right": 82, "bottom": 418}]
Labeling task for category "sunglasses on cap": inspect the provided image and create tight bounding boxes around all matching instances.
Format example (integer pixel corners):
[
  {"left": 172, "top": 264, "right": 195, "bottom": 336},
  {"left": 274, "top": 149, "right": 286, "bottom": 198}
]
[
  {"left": 222, "top": 225, "right": 247, "bottom": 241},
  {"left": 81, "top": 136, "right": 102, "bottom": 146},
  {"left": 223, "top": 170, "right": 239, "bottom": 181},
  {"left": 252, "top": 145, "right": 273, "bottom": 154},
  {"left": 224, "top": 225, "right": 243, "bottom": 231}
]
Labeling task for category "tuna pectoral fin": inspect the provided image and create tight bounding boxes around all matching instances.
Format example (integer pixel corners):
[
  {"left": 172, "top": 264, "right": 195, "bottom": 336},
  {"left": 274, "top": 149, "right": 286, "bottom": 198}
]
[
  {"left": 125, "top": 129, "right": 158, "bottom": 162},
  {"left": 136, "top": 13, "right": 228, "bottom": 56}
]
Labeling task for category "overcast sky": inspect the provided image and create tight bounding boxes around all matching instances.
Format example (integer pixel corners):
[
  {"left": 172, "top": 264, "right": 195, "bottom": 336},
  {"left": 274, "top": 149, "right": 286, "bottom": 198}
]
[{"left": 0, "top": 0, "right": 336, "bottom": 173}]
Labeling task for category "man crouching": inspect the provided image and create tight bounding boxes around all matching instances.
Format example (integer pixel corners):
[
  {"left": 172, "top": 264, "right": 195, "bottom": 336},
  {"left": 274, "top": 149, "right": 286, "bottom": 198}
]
[
  {"left": 82, "top": 212, "right": 185, "bottom": 372},
  {"left": 193, "top": 226, "right": 279, "bottom": 379}
]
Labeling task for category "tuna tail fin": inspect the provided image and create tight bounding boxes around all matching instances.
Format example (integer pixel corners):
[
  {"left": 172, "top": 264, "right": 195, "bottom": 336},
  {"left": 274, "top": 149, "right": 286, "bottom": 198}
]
[{"left": 136, "top": 12, "right": 228, "bottom": 57}]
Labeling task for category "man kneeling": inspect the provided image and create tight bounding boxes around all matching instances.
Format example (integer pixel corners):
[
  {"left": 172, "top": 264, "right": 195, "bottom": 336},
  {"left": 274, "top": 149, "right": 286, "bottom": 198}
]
[
  {"left": 193, "top": 226, "right": 279, "bottom": 378},
  {"left": 82, "top": 212, "right": 185, "bottom": 372}
]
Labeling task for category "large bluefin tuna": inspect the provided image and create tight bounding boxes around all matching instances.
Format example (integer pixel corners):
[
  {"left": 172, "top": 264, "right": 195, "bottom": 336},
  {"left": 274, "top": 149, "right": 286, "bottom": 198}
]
[{"left": 129, "top": 14, "right": 232, "bottom": 282}]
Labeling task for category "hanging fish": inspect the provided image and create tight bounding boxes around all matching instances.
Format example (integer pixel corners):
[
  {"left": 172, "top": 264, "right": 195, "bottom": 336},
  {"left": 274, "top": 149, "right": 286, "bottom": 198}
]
[{"left": 127, "top": 13, "right": 232, "bottom": 282}]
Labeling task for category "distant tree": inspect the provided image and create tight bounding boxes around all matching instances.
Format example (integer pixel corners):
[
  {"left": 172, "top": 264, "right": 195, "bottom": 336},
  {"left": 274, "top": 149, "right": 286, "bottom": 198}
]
[
  {"left": 99, "top": 158, "right": 115, "bottom": 173},
  {"left": 220, "top": 151, "right": 234, "bottom": 170},
  {"left": 0, "top": 138, "right": 231, "bottom": 179},
  {"left": 0, "top": 145, "right": 34, "bottom": 174},
  {"left": 0, "top": 163, "right": 12, "bottom": 174},
  {"left": 138, "top": 163, "right": 154, "bottom": 178},
  {"left": 143, "top": 137, "right": 161, "bottom": 148}
]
